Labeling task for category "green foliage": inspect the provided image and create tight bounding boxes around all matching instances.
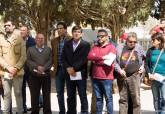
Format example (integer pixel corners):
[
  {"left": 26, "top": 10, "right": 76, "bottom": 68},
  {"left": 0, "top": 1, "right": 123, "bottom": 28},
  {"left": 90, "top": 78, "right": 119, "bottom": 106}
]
[{"left": 0, "top": 0, "right": 155, "bottom": 41}]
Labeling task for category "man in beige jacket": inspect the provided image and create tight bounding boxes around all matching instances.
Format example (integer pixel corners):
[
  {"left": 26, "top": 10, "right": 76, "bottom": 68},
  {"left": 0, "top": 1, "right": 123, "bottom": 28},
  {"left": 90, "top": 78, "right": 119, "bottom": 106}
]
[{"left": 0, "top": 20, "right": 26, "bottom": 114}]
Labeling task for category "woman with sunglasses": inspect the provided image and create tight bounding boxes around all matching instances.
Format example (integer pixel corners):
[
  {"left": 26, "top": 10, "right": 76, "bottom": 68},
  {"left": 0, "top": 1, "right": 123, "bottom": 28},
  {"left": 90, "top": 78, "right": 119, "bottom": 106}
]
[{"left": 145, "top": 32, "right": 165, "bottom": 114}]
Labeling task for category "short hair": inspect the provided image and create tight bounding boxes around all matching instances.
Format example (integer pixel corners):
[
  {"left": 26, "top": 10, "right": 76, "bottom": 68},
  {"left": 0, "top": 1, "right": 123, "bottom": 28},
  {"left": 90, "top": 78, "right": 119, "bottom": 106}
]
[
  {"left": 127, "top": 32, "right": 137, "bottom": 40},
  {"left": 151, "top": 32, "right": 164, "bottom": 49},
  {"left": 72, "top": 25, "right": 82, "bottom": 33},
  {"left": 57, "top": 22, "right": 67, "bottom": 29},
  {"left": 97, "top": 29, "right": 108, "bottom": 35},
  {"left": 4, "top": 20, "right": 15, "bottom": 26}
]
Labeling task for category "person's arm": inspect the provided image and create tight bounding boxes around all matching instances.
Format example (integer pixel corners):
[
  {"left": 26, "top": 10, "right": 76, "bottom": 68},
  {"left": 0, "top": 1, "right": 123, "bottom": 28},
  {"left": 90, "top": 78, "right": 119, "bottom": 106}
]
[
  {"left": 14, "top": 40, "right": 27, "bottom": 70},
  {"left": 0, "top": 45, "right": 10, "bottom": 69},
  {"left": 26, "top": 47, "right": 38, "bottom": 71},
  {"left": 44, "top": 48, "right": 52, "bottom": 71},
  {"left": 144, "top": 49, "right": 152, "bottom": 74}
]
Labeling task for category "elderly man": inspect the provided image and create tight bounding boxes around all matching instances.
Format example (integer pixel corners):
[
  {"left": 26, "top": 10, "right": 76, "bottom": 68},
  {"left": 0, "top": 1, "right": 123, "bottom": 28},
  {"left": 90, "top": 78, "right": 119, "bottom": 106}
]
[
  {"left": 0, "top": 20, "right": 26, "bottom": 114},
  {"left": 27, "top": 33, "right": 52, "bottom": 114},
  {"left": 115, "top": 32, "right": 145, "bottom": 114}
]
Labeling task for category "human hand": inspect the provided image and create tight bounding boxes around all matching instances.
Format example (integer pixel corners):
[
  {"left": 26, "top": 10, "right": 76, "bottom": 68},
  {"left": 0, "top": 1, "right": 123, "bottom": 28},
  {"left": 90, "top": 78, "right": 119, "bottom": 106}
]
[
  {"left": 120, "top": 69, "right": 126, "bottom": 78},
  {"left": 138, "top": 65, "right": 144, "bottom": 74},
  {"left": 149, "top": 73, "right": 156, "bottom": 80},
  {"left": 37, "top": 66, "right": 45, "bottom": 74},
  {"left": 7, "top": 66, "right": 17, "bottom": 75},
  {"left": 67, "top": 67, "right": 76, "bottom": 76}
]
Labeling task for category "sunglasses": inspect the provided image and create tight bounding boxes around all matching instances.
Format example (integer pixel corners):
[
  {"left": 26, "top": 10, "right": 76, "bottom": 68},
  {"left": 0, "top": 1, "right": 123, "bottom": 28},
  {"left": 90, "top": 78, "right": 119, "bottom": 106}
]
[
  {"left": 128, "top": 40, "right": 137, "bottom": 44},
  {"left": 4, "top": 24, "right": 11, "bottom": 27},
  {"left": 97, "top": 35, "right": 107, "bottom": 38}
]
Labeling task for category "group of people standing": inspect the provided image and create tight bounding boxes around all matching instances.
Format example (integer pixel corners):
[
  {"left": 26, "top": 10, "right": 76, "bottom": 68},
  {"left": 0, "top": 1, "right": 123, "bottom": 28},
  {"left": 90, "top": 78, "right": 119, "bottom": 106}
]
[{"left": 0, "top": 19, "right": 164, "bottom": 114}]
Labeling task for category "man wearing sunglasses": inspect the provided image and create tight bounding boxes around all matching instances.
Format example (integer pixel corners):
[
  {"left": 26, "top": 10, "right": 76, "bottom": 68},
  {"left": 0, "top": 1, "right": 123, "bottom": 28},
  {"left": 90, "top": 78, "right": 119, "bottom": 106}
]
[
  {"left": 88, "top": 29, "right": 116, "bottom": 114},
  {"left": 115, "top": 32, "right": 145, "bottom": 114},
  {"left": 0, "top": 20, "right": 26, "bottom": 114}
]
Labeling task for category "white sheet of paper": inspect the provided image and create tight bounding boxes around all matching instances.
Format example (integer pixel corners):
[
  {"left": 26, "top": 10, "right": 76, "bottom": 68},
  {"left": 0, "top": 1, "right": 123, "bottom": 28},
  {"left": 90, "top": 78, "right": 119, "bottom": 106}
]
[
  {"left": 70, "top": 72, "right": 82, "bottom": 80},
  {"left": 154, "top": 73, "right": 165, "bottom": 83},
  {"left": 4, "top": 72, "right": 13, "bottom": 80},
  {"left": 103, "top": 53, "right": 116, "bottom": 66}
]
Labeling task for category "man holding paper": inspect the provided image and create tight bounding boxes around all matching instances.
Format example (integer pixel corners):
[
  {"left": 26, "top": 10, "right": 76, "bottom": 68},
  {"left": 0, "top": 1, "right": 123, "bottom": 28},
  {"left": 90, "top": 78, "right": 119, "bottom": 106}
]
[
  {"left": 115, "top": 32, "right": 145, "bottom": 114},
  {"left": 62, "top": 26, "right": 90, "bottom": 114},
  {"left": 88, "top": 29, "right": 116, "bottom": 114}
]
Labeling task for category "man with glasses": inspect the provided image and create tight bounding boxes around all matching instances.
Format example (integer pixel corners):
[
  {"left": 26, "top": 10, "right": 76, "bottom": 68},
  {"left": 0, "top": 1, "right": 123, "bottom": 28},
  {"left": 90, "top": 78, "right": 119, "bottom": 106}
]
[
  {"left": 88, "top": 29, "right": 116, "bottom": 114},
  {"left": 0, "top": 20, "right": 26, "bottom": 114},
  {"left": 115, "top": 32, "right": 145, "bottom": 114},
  {"left": 51, "top": 22, "right": 71, "bottom": 114}
]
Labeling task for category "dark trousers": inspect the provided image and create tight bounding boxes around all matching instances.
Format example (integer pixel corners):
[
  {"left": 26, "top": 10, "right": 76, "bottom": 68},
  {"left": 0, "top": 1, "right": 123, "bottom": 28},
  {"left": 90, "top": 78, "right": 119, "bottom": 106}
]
[
  {"left": 66, "top": 79, "right": 88, "bottom": 114},
  {"left": 55, "top": 66, "right": 67, "bottom": 114},
  {"left": 118, "top": 73, "right": 141, "bottom": 114},
  {"left": 29, "top": 74, "right": 52, "bottom": 114},
  {"left": 22, "top": 68, "right": 30, "bottom": 111}
]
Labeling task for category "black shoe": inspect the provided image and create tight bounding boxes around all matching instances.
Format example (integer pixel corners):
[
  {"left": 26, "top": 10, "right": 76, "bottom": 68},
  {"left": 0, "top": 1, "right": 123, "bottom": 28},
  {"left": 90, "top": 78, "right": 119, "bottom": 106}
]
[
  {"left": 39, "top": 103, "right": 43, "bottom": 108},
  {"left": 27, "top": 108, "right": 32, "bottom": 111}
]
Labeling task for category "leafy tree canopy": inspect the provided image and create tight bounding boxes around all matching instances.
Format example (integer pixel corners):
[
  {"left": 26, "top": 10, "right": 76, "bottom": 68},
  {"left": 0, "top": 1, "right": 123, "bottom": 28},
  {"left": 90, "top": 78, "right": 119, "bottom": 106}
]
[{"left": 0, "top": 0, "right": 155, "bottom": 41}]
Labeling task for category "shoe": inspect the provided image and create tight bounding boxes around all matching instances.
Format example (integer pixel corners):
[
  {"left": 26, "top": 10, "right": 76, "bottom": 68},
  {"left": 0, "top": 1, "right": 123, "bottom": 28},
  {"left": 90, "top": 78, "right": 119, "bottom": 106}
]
[
  {"left": 27, "top": 108, "right": 32, "bottom": 111},
  {"left": 39, "top": 103, "right": 43, "bottom": 108}
]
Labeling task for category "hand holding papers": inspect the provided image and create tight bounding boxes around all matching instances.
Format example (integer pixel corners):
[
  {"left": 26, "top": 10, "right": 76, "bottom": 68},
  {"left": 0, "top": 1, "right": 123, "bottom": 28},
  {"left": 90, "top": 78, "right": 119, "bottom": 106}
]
[
  {"left": 153, "top": 73, "right": 165, "bottom": 83},
  {"left": 70, "top": 72, "right": 82, "bottom": 80},
  {"left": 103, "top": 53, "right": 116, "bottom": 66},
  {"left": 4, "top": 72, "right": 13, "bottom": 80}
]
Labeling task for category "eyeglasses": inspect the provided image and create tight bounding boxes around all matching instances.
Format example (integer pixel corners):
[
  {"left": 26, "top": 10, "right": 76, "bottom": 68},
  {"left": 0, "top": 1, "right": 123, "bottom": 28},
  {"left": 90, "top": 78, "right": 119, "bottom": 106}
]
[
  {"left": 4, "top": 24, "right": 11, "bottom": 27},
  {"left": 97, "top": 35, "right": 106, "bottom": 38},
  {"left": 128, "top": 40, "right": 137, "bottom": 44}
]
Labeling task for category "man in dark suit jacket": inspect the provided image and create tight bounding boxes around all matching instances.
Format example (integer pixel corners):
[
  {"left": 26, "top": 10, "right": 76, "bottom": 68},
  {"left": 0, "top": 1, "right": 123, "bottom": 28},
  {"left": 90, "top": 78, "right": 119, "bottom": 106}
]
[
  {"left": 20, "top": 26, "right": 36, "bottom": 113},
  {"left": 62, "top": 26, "right": 90, "bottom": 114}
]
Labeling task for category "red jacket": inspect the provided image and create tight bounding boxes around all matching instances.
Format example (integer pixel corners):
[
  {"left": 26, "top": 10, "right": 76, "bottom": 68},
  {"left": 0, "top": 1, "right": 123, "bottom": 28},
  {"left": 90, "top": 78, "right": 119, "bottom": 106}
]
[{"left": 88, "top": 43, "right": 116, "bottom": 80}]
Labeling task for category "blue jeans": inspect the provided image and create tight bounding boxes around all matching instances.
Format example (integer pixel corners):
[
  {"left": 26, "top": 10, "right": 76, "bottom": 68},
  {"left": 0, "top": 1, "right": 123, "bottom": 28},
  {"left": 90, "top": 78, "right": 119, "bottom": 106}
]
[
  {"left": 66, "top": 79, "right": 88, "bottom": 114},
  {"left": 93, "top": 79, "right": 113, "bottom": 114},
  {"left": 55, "top": 66, "right": 67, "bottom": 114},
  {"left": 152, "top": 81, "right": 165, "bottom": 114}
]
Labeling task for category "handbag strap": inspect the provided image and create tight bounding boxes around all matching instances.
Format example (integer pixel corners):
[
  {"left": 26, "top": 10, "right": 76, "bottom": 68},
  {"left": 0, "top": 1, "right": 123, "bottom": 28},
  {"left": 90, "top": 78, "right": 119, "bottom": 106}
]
[
  {"left": 152, "top": 49, "right": 164, "bottom": 74},
  {"left": 124, "top": 49, "right": 135, "bottom": 69}
]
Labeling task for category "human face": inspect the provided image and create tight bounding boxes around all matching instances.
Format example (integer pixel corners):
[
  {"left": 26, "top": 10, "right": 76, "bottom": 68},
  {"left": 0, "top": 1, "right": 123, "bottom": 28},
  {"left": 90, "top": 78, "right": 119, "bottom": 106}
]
[
  {"left": 57, "top": 25, "right": 66, "bottom": 37},
  {"left": 126, "top": 37, "right": 137, "bottom": 49},
  {"left": 20, "top": 26, "right": 29, "bottom": 39},
  {"left": 35, "top": 34, "right": 45, "bottom": 48},
  {"left": 72, "top": 29, "right": 82, "bottom": 41},
  {"left": 97, "top": 32, "right": 108, "bottom": 45},
  {"left": 151, "top": 38, "right": 161, "bottom": 48},
  {"left": 4, "top": 21, "right": 15, "bottom": 34}
]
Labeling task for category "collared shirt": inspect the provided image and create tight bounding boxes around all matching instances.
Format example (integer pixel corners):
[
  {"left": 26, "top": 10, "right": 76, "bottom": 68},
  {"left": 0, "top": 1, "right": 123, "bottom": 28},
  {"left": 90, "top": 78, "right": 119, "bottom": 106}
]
[
  {"left": 57, "top": 37, "right": 66, "bottom": 66},
  {"left": 36, "top": 45, "right": 45, "bottom": 53},
  {"left": 72, "top": 40, "right": 81, "bottom": 51}
]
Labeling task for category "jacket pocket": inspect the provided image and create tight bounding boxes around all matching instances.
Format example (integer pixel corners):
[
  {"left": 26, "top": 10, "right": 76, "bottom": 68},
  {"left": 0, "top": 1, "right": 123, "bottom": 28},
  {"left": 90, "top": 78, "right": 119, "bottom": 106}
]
[
  {"left": 1, "top": 45, "right": 8, "bottom": 55},
  {"left": 14, "top": 43, "right": 21, "bottom": 55}
]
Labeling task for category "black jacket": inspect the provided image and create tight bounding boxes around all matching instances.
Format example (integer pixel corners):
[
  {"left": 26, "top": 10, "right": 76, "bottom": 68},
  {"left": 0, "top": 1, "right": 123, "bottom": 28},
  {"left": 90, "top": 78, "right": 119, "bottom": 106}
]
[{"left": 62, "top": 38, "right": 90, "bottom": 79}]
